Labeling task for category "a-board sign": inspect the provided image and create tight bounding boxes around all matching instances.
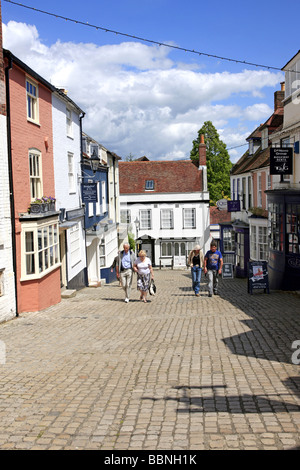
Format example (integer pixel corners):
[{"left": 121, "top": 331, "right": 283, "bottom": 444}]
[
  {"left": 222, "top": 263, "right": 233, "bottom": 279},
  {"left": 247, "top": 261, "right": 270, "bottom": 294},
  {"left": 82, "top": 183, "right": 98, "bottom": 203}
]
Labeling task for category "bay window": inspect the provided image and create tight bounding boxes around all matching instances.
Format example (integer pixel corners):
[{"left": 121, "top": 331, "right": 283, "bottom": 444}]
[{"left": 22, "top": 219, "right": 60, "bottom": 280}]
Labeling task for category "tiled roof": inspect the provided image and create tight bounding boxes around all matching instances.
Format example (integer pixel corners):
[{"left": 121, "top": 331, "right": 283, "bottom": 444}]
[
  {"left": 231, "top": 146, "right": 270, "bottom": 175},
  {"left": 119, "top": 160, "right": 203, "bottom": 194}
]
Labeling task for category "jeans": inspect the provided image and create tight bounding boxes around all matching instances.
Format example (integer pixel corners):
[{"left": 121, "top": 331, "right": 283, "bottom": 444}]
[
  {"left": 207, "top": 269, "right": 219, "bottom": 295},
  {"left": 191, "top": 266, "right": 202, "bottom": 294}
]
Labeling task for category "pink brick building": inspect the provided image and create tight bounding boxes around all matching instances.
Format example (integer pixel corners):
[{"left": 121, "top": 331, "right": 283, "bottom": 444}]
[{"left": 4, "top": 50, "right": 61, "bottom": 313}]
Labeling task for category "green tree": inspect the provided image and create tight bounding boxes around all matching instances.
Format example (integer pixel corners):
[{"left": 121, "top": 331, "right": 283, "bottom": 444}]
[{"left": 190, "top": 121, "right": 232, "bottom": 204}]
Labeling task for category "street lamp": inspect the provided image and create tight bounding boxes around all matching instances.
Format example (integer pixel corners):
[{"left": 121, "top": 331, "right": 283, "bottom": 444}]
[{"left": 134, "top": 217, "right": 140, "bottom": 253}]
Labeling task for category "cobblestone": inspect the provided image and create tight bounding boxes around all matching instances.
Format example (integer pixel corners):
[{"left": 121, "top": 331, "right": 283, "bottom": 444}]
[{"left": 0, "top": 269, "right": 299, "bottom": 450}]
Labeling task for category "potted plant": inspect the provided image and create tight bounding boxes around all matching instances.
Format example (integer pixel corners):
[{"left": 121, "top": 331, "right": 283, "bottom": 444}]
[
  {"left": 42, "top": 196, "right": 56, "bottom": 211},
  {"left": 29, "top": 198, "right": 44, "bottom": 213}
]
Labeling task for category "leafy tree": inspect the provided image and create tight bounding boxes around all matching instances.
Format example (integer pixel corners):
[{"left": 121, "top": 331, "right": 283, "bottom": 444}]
[{"left": 190, "top": 121, "right": 232, "bottom": 204}]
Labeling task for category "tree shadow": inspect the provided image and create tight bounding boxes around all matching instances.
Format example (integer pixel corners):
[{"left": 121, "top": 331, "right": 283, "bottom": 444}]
[{"left": 141, "top": 384, "right": 300, "bottom": 414}]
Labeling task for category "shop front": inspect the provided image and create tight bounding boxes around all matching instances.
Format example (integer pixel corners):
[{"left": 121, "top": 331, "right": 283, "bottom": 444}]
[{"left": 266, "top": 190, "right": 300, "bottom": 290}]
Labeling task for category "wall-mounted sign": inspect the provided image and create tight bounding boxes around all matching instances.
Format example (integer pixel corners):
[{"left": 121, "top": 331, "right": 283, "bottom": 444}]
[
  {"left": 222, "top": 263, "right": 233, "bottom": 279},
  {"left": 247, "top": 261, "right": 270, "bottom": 294},
  {"left": 270, "top": 148, "right": 293, "bottom": 175},
  {"left": 216, "top": 199, "right": 228, "bottom": 210},
  {"left": 82, "top": 183, "right": 98, "bottom": 203},
  {"left": 227, "top": 200, "right": 240, "bottom": 212}
]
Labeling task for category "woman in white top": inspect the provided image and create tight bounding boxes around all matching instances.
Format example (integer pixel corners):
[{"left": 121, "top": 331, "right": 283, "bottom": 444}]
[{"left": 133, "top": 250, "right": 154, "bottom": 303}]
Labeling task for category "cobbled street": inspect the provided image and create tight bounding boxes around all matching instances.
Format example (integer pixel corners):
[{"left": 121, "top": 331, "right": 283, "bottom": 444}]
[{"left": 0, "top": 269, "right": 299, "bottom": 450}]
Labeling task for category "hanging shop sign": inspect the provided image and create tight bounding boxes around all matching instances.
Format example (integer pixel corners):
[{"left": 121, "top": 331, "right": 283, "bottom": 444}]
[
  {"left": 270, "top": 148, "right": 293, "bottom": 175},
  {"left": 82, "top": 183, "right": 98, "bottom": 203},
  {"left": 227, "top": 200, "right": 241, "bottom": 212}
]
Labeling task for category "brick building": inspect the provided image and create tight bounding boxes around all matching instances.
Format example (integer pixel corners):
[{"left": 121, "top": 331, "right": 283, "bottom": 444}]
[
  {"left": 3, "top": 49, "right": 61, "bottom": 313},
  {"left": 0, "top": 3, "right": 16, "bottom": 322}
]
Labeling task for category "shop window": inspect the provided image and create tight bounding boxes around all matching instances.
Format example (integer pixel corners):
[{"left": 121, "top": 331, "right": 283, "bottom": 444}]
[
  {"left": 269, "top": 203, "right": 284, "bottom": 252},
  {"left": 286, "top": 204, "right": 300, "bottom": 254}
]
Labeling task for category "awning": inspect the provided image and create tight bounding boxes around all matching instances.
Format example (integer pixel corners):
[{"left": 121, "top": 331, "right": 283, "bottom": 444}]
[{"left": 59, "top": 221, "right": 78, "bottom": 230}]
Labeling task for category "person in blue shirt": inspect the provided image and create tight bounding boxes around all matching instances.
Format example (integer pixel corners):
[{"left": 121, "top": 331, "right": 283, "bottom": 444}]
[
  {"left": 204, "top": 241, "right": 223, "bottom": 297},
  {"left": 116, "top": 243, "right": 136, "bottom": 302}
]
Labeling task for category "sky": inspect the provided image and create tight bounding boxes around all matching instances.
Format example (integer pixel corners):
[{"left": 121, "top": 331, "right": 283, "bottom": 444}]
[{"left": 1, "top": 0, "right": 298, "bottom": 163}]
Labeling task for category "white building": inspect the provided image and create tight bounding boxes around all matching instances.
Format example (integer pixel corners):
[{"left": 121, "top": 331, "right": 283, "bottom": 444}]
[
  {"left": 52, "top": 90, "right": 87, "bottom": 290},
  {"left": 0, "top": 14, "right": 16, "bottom": 322},
  {"left": 119, "top": 143, "right": 210, "bottom": 267},
  {"left": 82, "top": 133, "right": 121, "bottom": 285}
]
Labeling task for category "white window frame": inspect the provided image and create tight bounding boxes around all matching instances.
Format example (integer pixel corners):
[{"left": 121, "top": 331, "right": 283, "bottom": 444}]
[
  {"left": 140, "top": 209, "right": 152, "bottom": 230},
  {"left": 66, "top": 108, "right": 73, "bottom": 137},
  {"left": 183, "top": 208, "right": 196, "bottom": 229},
  {"left": 258, "top": 174, "right": 262, "bottom": 207},
  {"left": 145, "top": 180, "right": 154, "bottom": 190},
  {"left": 120, "top": 209, "right": 131, "bottom": 224},
  {"left": 68, "top": 152, "right": 76, "bottom": 194},
  {"left": 29, "top": 149, "right": 43, "bottom": 201},
  {"left": 21, "top": 218, "right": 60, "bottom": 281},
  {"left": 160, "top": 209, "right": 174, "bottom": 229},
  {"left": 26, "top": 77, "right": 39, "bottom": 124},
  {"left": 69, "top": 223, "right": 81, "bottom": 268},
  {"left": 101, "top": 181, "right": 107, "bottom": 214}
]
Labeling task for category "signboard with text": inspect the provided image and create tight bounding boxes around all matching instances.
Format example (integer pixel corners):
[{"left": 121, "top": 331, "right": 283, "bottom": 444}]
[
  {"left": 227, "top": 200, "right": 241, "bottom": 212},
  {"left": 247, "top": 261, "right": 269, "bottom": 294},
  {"left": 82, "top": 183, "right": 98, "bottom": 203},
  {"left": 222, "top": 263, "right": 233, "bottom": 279},
  {"left": 270, "top": 148, "right": 293, "bottom": 175}
]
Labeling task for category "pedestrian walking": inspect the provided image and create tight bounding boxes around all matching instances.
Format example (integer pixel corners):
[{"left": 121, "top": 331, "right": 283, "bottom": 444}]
[
  {"left": 133, "top": 250, "right": 154, "bottom": 303},
  {"left": 111, "top": 252, "right": 121, "bottom": 285},
  {"left": 187, "top": 244, "right": 204, "bottom": 297},
  {"left": 204, "top": 240, "right": 223, "bottom": 297},
  {"left": 116, "top": 243, "right": 136, "bottom": 302}
]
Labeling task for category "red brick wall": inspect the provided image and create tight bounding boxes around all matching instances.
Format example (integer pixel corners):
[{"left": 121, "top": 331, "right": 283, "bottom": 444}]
[{"left": 7, "top": 60, "right": 60, "bottom": 313}]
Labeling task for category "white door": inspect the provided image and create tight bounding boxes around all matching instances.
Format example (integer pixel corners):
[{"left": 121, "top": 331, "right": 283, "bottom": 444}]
[{"left": 142, "top": 243, "right": 152, "bottom": 260}]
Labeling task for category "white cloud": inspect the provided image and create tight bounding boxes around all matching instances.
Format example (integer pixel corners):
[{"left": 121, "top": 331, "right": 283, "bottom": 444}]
[{"left": 3, "top": 21, "right": 284, "bottom": 162}]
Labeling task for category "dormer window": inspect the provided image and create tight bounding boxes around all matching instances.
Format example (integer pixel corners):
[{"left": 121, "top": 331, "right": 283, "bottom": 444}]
[{"left": 145, "top": 180, "right": 154, "bottom": 190}]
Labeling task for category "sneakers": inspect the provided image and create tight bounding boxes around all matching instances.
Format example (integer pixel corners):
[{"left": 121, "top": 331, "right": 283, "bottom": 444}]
[
  {"left": 195, "top": 293, "right": 200, "bottom": 297},
  {"left": 125, "top": 298, "right": 129, "bottom": 303},
  {"left": 208, "top": 293, "right": 212, "bottom": 297}
]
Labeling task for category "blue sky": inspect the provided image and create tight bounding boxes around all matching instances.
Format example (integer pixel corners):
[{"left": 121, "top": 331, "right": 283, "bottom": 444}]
[{"left": 1, "top": 0, "right": 299, "bottom": 162}]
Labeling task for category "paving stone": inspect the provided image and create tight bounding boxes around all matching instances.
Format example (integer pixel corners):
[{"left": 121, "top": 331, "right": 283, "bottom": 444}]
[{"left": 0, "top": 270, "right": 299, "bottom": 450}]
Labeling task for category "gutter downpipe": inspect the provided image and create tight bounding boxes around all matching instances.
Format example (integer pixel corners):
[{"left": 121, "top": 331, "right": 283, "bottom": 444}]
[
  {"left": 79, "top": 112, "right": 88, "bottom": 287},
  {"left": 5, "top": 55, "right": 18, "bottom": 316}
]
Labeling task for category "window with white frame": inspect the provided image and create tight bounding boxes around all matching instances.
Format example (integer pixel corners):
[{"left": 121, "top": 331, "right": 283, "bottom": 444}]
[
  {"left": 161, "top": 242, "right": 172, "bottom": 257},
  {"left": 99, "top": 240, "right": 106, "bottom": 267},
  {"left": 26, "top": 78, "right": 39, "bottom": 123},
  {"left": 101, "top": 181, "right": 107, "bottom": 214},
  {"left": 29, "top": 150, "right": 42, "bottom": 200},
  {"left": 183, "top": 208, "right": 196, "bottom": 229},
  {"left": 120, "top": 209, "right": 131, "bottom": 224},
  {"left": 251, "top": 225, "right": 268, "bottom": 261},
  {"left": 22, "top": 219, "right": 60, "bottom": 280},
  {"left": 69, "top": 223, "right": 81, "bottom": 268},
  {"left": 68, "top": 152, "right": 75, "bottom": 193},
  {"left": 258, "top": 175, "right": 262, "bottom": 207},
  {"left": 96, "top": 182, "right": 101, "bottom": 216},
  {"left": 140, "top": 209, "right": 152, "bottom": 230},
  {"left": 160, "top": 209, "right": 173, "bottom": 229},
  {"left": 66, "top": 108, "right": 73, "bottom": 137}
]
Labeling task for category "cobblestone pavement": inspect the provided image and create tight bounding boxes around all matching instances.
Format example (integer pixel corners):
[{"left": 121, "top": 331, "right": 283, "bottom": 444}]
[{"left": 0, "top": 269, "right": 299, "bottom": 450}]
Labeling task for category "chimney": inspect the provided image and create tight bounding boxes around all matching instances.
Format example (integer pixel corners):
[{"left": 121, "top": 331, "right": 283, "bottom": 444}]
[
  {"left": 0, "top": 0, "right": 6, "bottom": 117},
  {"left": 274, "top": 82, "right": 285, "bottom": 111},
  {"left": 198, "top": 134, "right": 207, "bottom": 192},
  {"left": 199, "top": 134, "right": 206, "bottom": 166}
]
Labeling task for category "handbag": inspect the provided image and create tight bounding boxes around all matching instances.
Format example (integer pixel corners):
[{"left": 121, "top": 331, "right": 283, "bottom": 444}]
[{"left": 149, "top": 279, "right": 156, "bottom": 296}]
